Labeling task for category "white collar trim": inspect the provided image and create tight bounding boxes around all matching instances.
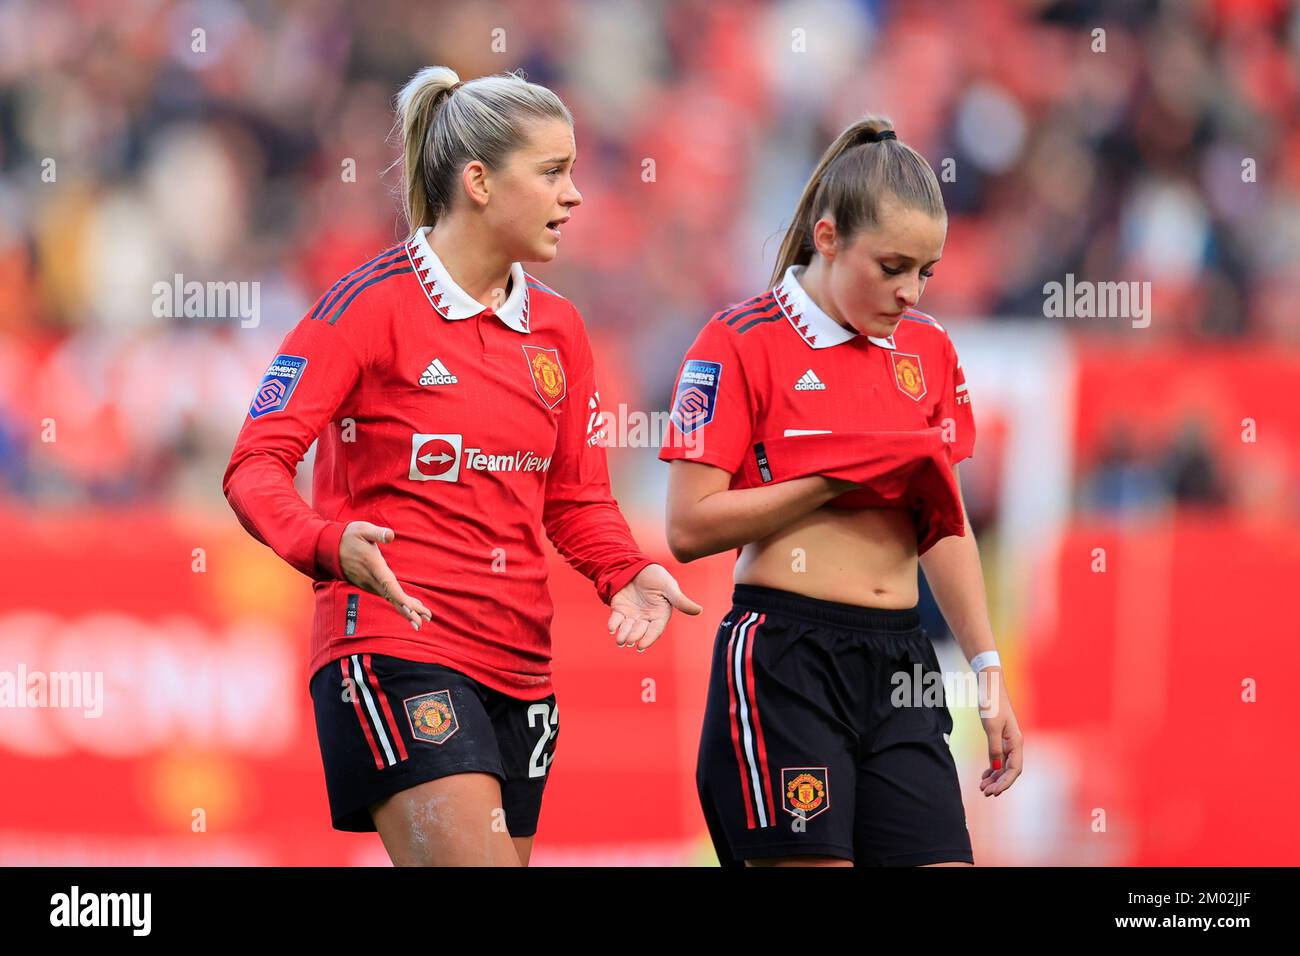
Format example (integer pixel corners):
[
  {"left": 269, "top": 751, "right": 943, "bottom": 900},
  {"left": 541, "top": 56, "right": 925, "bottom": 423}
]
[
  {"left": 405, "top": 226, "right": 531, "bottom": 333},
  {"left": 774, "top": 264, "right": 896, "bottom": 350}
]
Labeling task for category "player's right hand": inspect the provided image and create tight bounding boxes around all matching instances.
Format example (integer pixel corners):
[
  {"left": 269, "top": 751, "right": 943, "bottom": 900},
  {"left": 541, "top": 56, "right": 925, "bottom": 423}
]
[{"left": 338, "top": 521, "right": 434, "bottom": 631}]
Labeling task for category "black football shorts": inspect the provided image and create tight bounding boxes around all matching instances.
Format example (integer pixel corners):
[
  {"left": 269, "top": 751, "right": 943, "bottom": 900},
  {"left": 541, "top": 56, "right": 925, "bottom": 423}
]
[
  {"left": 310, "top": 653, "right": 559, "bottom": 835},
  {"left": 696, "top": 584, "right": 973, "bottom": 866}
]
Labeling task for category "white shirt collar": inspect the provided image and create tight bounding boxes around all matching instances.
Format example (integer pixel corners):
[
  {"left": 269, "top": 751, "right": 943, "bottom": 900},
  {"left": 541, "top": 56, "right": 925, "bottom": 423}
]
[
  {"left": 774, "top": 264, "right": 896, "bottom": 350},
  {"left": 404, "top": 226, "right": 531, "bottom": 333}
]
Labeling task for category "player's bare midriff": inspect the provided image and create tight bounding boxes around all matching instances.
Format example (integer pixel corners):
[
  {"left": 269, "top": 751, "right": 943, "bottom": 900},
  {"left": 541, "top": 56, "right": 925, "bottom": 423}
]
[{"left": 734, "top": 504, "right": 919, "bottom": 609}]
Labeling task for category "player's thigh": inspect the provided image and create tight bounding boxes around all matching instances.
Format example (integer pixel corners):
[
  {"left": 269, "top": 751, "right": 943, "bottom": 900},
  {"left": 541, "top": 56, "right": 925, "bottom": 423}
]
[
  {"left": 370, "top": 772, "right": 521, "bottom": 866},
  {"left": 512, "top": 835, "right": 535, "bottom": 866}
]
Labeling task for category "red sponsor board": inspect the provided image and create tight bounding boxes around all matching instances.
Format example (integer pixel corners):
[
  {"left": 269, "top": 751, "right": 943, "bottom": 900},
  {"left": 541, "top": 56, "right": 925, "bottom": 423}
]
[{"left": 0, "top": 507, "right": 731, "bottom": 865}]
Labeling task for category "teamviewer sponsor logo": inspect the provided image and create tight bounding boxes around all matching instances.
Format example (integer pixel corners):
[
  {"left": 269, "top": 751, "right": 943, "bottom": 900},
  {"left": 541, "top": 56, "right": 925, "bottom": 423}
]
[
  {"left": 409, "top": 434, "right": 462, "bottom": 481},
  {"left": 408, "top": 435, "right": 551, "bottom": 481},
  {"left": 464, "top": 448, "right": 552, "bottom": 472}
]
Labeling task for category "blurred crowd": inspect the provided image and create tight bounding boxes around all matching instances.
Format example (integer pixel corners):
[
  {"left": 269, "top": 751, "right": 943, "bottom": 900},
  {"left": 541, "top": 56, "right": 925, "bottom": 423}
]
[
  {"left": 1077, "top": 417, "right": 1229, "bottom": 514},
  {"left": 0, "top": 0, "right": 1297, "bottom": 510}
]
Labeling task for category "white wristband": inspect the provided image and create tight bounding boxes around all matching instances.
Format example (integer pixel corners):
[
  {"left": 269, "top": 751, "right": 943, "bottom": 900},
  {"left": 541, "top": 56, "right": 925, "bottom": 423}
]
[{"left": 970, "top": 651, "right": 1001, "bottom": 672}]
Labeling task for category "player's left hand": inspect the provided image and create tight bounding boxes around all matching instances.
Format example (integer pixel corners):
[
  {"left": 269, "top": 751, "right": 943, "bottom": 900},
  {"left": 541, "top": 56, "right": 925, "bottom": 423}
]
[
  {"left": 978, "top": 670, "right": 1023, "bottom": 797},
  {"left": 607, "top": 564, "right": 703, "bottom": 652}
]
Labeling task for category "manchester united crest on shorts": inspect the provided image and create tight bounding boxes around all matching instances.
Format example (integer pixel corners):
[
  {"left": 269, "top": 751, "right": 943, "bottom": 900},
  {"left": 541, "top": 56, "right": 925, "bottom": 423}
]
[
  {"left": 522, "top": 345, "right": 567, "bottom": 409},
  {"left": 890, "top": 351, "right": 927, "bottom": 402},
  {"left": 404, "top": 690, "right": 459, "bottom": 745},
  {"left": 782, "top": 767, "right": 830, "bottom": 820}
]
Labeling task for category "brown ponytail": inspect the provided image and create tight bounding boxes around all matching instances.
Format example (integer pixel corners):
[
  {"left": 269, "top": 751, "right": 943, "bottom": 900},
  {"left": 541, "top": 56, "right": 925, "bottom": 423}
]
[{"left": 769, "top": 115, "right": 945, "bottom": 287}]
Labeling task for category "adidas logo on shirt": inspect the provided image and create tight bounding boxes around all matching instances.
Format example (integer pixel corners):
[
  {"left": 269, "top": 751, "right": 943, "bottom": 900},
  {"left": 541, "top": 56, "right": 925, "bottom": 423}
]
[
  {"left": 419, "top": 358, "right": 458, "bottom": 386},
  {"left": 794, "top": 369, "right": 827, "bottom": 391}
]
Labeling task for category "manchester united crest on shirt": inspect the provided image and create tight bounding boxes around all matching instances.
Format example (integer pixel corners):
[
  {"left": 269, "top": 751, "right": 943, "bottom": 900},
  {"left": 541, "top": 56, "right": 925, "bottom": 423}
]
[
  {"left": 890, "top": 351, "right": 927, "bottom": 402},
  {"left": 404, "top": 690, "right": 459, "bottom": 745},
  {"left": 522, "top": 345, "right": 567, "bottom": 409},
  {"left": 782, "top": 767, "right": 830, "bottom": 820}
]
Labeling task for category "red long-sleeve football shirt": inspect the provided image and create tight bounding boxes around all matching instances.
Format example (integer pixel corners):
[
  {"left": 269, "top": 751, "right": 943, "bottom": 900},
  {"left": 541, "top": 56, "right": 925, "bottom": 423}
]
[{"left": 224, "top": 228, "right": 654, "bottom": 698}]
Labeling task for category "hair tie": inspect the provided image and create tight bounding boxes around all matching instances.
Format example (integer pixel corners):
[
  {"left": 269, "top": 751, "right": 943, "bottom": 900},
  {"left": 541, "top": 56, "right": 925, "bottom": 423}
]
[
  {"left": 447, "top": 80, "right": 465, "bottom": 95},
  {"left": 873, "top": 129, "right": 897, "bottom": 142}
]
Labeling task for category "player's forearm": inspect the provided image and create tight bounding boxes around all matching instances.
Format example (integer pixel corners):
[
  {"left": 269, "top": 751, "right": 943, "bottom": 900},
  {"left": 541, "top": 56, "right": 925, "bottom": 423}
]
[
  {"left": 543, "top": 496, "right": 654, "bottom": 602},
  {"left": 918, "top": 520, "right": 997, "bottom": 662},
  {"left": 223, "top": 453, "right": 346, "bottom": 581},
  {"left": 668, "top": 475, "right": 853, "bottom": 563}
]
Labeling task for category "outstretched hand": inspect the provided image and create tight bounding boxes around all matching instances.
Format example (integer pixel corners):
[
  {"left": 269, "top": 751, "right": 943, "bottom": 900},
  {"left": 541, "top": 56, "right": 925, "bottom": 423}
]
[
  {"left": 607, "top": 564, "right": 703, "bottom": 652},
  {"left": 338, "top": 521, "right": 433, "bottom": 631}
]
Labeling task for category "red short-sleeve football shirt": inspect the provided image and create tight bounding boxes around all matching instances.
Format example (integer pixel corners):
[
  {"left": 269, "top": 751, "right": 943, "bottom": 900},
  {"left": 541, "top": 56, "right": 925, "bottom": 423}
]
[{"left": 659, "top": 264, "right": 976, "bottom": 553}]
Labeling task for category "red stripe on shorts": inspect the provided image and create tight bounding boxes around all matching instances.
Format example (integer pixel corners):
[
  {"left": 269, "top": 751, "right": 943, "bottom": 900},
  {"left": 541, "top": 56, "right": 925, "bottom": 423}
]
[
  {"left": 361, "top": 653, "right": 408, "bottom": 762},
  {"left": 726, "top": 614, "right": 758, "bottom": 829},
  {"left": 743, "top": 613, "right": 776, "bottom": 825},
  {"left": 342, "top": 657, "right": 384, "bottom": 770}
]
